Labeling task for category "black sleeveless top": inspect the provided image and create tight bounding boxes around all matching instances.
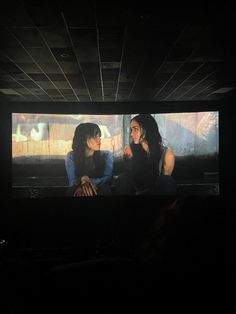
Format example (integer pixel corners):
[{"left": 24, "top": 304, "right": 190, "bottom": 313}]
[{"left": 126, "top": 143, "right": 167, "bottom": 192}]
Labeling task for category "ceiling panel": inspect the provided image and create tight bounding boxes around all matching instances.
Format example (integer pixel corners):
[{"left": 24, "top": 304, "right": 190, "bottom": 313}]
[
  {"left": 39, "top": 27, "right": 71, "bottom": 48},
  {"left": 27, "top": 48, "right": 55, "bottom": 63},
  {"left": 69, "top": 29, "right": 97, "bottom": 47},
  {"left": 28, "top": 73, "right": 49, "bottom": 81},
  {"left": 0, "top": 30, "right": 21, "bottom": 48},
  {"left": 75, "top": 47, "right": 99, "bottom": 62},
  {"left": 37, "top": 62, "right": 62, "bottom": 74},
  {"left": 16, "top": 62, "right": 42, "bottom": 74},
  {"left": 0, "top": 62, "right": 22, "bottom": 74},
  {"left": 53, "top": 81, "right": 71, "bottom": 89},
  {"left": 62, "top": 3, "right": 96, "bottom": 28},
  {"left": 0, "top": 6, "right": 34, "bottom": 27},
  {"left": 0, "top": 0, "right": 235, "bottom": 102},
  {"left": 50, "top": 48, "right": 77, "bottom": 62},
  {"left": 10, "top": 28, "right": 46, "bottom": 48}
]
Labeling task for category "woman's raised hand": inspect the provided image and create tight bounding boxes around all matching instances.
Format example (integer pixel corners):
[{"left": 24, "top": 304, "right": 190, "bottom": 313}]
[{"left": 124, "top": 145, "right": 133, "bottom": 159}]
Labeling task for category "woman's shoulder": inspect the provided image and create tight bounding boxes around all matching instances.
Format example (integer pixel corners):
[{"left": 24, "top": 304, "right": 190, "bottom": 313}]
[
  {"left": 99, "top": 150, "right": 113, "bottom": 158},
  {"left": 162, "top": 146, "right": 175, "bottom": 168},
  {"left": 66, "top": 150, "right": 74, "bottom": 160},
  {"left": 165, "top": 148, "right": 175, "bottom": 159},
  {"left": 161, "top": 143, "right": 174, "bottom": 155}
]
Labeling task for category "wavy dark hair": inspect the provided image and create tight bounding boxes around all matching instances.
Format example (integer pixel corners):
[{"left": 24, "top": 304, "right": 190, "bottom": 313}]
[
  {"left": 72, "top": 123, "right": 102, "bottom": 178},
  {"left": 130, "top": 114, "right": 163, "bottom": 170}
]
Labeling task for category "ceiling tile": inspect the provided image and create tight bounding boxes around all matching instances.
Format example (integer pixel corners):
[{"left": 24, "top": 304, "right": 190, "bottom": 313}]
[
  {"left": 53, "top": 81, "right": 71, "bottom": 89},
  {"left": 28, "top": 73, "right": 49, "bottom": 81},
  {"left": 45, "top": 89, "right": 61, "bottom": 96},
  {"left": 63, "top": 3, "right": 96, "bottom": 27},
  {"left": 86, "top": 81, "right": 101, "bottom": 88},
  {"left": 80, "top": 62, "right": 100, "bottom": 80},
  {"left": 3, "top": 81, "right": 21, "bottom": 88},
  {"left": 101, "top": 62, "right": 120, "bottom": 69},
  {"left": 11, "top": 73, "right": 30, "bottom": 81},
  {"left": 39, "top": 27, "right": 71, "bottom": 48},
  {"left": 38, "top": 94, "right": 51, "bottom": 101},
  {"left": 75, "top": 47, "right": 99, "bottom": 62},
  {"left": 27, "top": 88, "right": 46, "bottom": 95},
  {"left": 69, "top": 29, "right": 97, "bottom": 46},
  {"left": 178, "top": 62, "right": 203, "bottom": 73},
  {"left": 14, "top": 88, "right": 32, "bottom": 96},
  {"left": 47, "top": 74, "right": 66, "bottom": 81},
  {"left": 38, "top": 63, "right": 62, "bottom": 74},
  {"left": 25, "top": 6, "right": 64, "bottom": 27},
  {"left": 0, "top": 62, "right": 22, "bottom": 74},
  {"left": 21, "top": 80, "right": 41, "bottom": 88},
  {"left": 65, "top": 95, "right": 78, "bottom": 101},
  {"left": 167, "top": 47, "right": 193, "bottom": 61},
  {"left": 10, "top": 28, "right": 46, "bottom": 48},
  {"left": 102, "top": 69, "right": 119, "bottom": 81},
  {"left": 0, "top": 30, "right": 21, "bottom": 48},
  {"left": 0, "top": 88, "right": 21, "bottom": 95},
  {"left": 66, "top": 73, "right": 86, "bottom": 88},
  {"left": 27, "top": 48, "right": 55, "bottom": 63},
  {"left": 2, "top": 47, "right": 32, "bottom": 63},
  {"left": 0, "top": 1, "right": 235, "bottom": 102},
  {"left": 59, "top": 89, "right": 74, "bottom": 95},
  {"left": 78, "top": 95, "right": 91, "bottom": 101},
  {"left": 36, "top": 81, "right": 55, "bottom": 89},
  {"left": 160, "top": 62, "right": 182, "bottom": 73},
  {"left": 0, "top": 8, "right": 34, "bottom": 27},
  {"left": 103, "top": 81, "right": 117, "bottom": 88},
  {"left": 58, "top": 62, "right": 81, "bottom": 74},
  {"left": 104, "top": 88, "right": 116, "bottom": 95},
  {"left": 16, "top": 63, "right": 42, "bottom": 74},
  {"left": 100, "top": 48, "right": 122, "bottom": 62},
  {"left": 50, "top": 48, "right": 77, "bottom": 62}
]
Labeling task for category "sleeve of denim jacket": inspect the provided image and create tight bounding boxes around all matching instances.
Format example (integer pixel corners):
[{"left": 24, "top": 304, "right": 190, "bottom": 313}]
[
  {"left": 90, "top": 150, "right": 113, "bottom": 187},
  {"left": 65, "top": 151, "right": 80, "bottom": 187}
]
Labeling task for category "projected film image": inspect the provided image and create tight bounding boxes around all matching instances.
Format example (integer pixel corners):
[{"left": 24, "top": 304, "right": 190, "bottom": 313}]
[{"left": 12, "top": 112, "right": 219, "bottom": 198}]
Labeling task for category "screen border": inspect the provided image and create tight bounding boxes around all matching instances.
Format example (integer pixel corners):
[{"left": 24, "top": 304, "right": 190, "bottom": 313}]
[{"left": 0, "top": 100, "right": 225, "bottom": 212}]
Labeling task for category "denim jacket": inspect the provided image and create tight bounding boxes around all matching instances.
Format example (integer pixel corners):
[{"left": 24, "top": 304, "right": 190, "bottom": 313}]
[{"left": 65, "top": 150, "right": 113, "bottom": 187}]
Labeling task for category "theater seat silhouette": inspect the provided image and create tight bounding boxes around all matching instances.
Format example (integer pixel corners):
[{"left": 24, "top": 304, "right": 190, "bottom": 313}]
[{"left": 43, "top": 257, "right": 141, "bottom": 296}]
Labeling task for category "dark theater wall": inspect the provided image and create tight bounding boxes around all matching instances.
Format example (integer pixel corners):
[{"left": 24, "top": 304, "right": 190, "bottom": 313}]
[{"left": 0, "top": 99, "right": 232, "bottom": 252}]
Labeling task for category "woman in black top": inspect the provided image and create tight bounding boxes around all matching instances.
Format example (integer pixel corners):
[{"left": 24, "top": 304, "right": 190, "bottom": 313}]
[{"left": 115, "top": 114, "right": 176, "bottom": 195}]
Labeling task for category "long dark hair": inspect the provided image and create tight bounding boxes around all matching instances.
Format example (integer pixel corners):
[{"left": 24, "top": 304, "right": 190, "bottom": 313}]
[
  {"left": 72, "top": 123, "right": 102, "bottom": 178},
  {"left": 130, "top": 114, "right": 163, "bottom": 171}
]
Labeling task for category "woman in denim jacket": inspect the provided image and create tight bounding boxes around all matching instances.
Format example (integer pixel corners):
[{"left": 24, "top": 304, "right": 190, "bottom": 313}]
[{"left": 65, "top": 123, "right": 113, "bottom": 196}]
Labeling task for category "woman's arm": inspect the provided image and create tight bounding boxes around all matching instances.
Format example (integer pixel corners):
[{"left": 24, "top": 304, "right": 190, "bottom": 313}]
[
  {"left": 123, "top": 145, "right": 134, "bottom": 171},
  {"left": 66, "top": 150, "right": 113, "bottom": 190},
  {"left": 162, "top": 149, "right": 175, "bottom": 175},
  {"left": 65, "top": 151, "right": 80, "bottom": 187},
  {"left": 65, "top": 152, "right": 97, "bottom": 196}
]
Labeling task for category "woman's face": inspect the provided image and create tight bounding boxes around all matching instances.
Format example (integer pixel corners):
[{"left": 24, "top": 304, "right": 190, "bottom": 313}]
[
  {"left": 130, "top": 119, "right": 142, "bottom": 144},
  {"left": 87, "top": 134, "right": 101, "bottom": 151}
]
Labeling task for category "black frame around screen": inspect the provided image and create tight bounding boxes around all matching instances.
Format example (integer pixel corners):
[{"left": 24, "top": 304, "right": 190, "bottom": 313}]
[{"left": 0, "top": 100, "right": 227, "bottom": 212}]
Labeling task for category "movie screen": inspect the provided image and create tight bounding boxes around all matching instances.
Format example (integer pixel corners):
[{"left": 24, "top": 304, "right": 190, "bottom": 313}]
[{"left": 12, "top": 112, "right": 219, "bottom": 198}]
